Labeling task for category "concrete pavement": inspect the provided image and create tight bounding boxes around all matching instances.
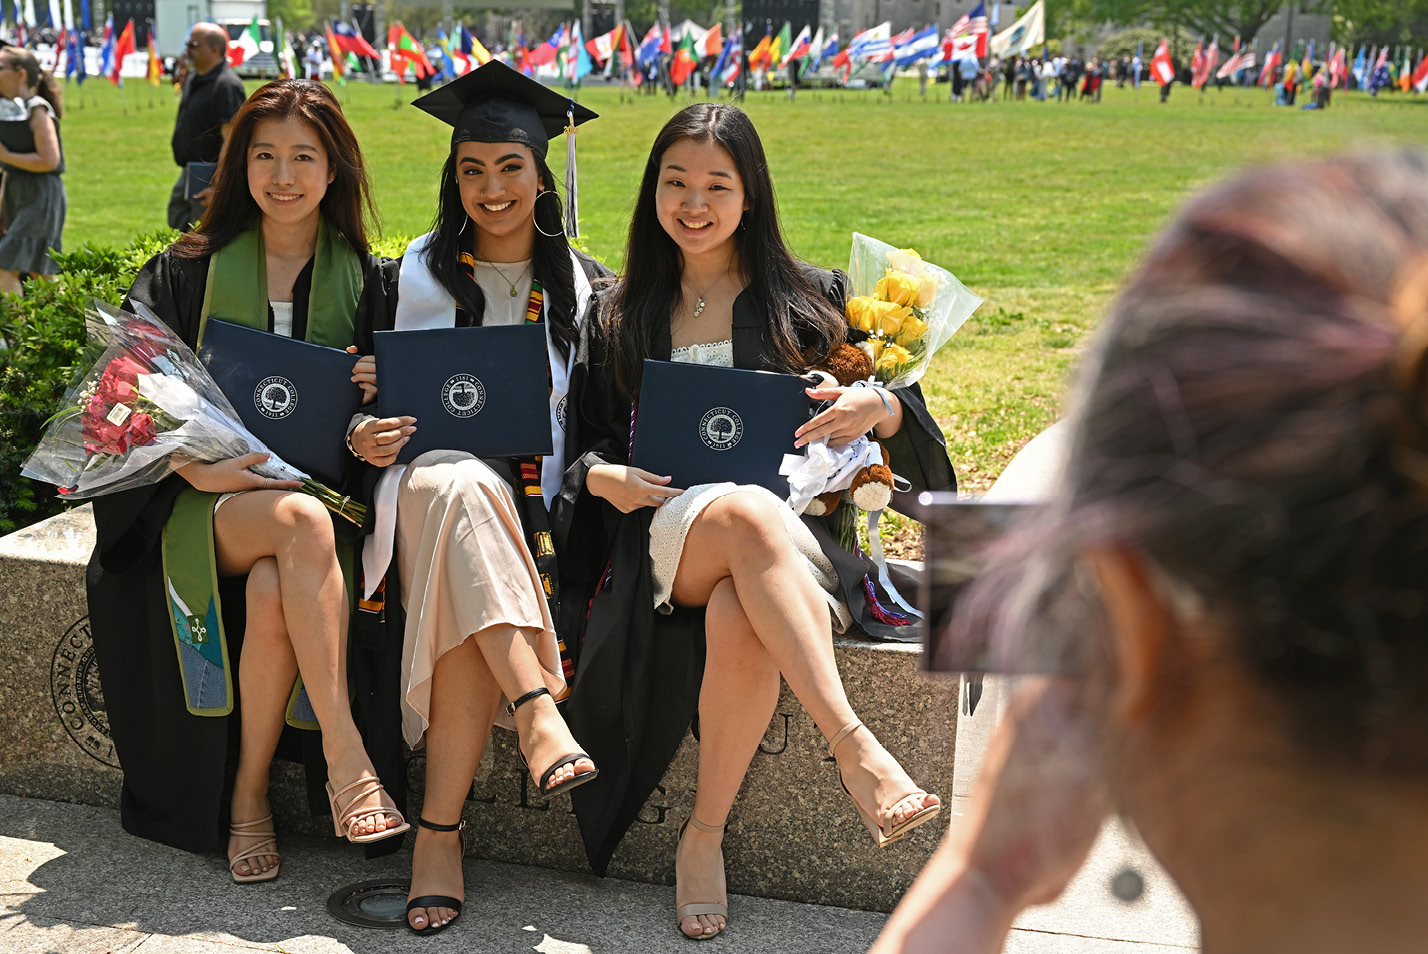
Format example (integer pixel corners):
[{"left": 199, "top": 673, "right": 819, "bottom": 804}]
[{"left": 0, "top": 793, "right": 1197, "bottom": 954}]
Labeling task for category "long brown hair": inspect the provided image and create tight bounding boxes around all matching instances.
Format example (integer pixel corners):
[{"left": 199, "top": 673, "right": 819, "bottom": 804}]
[
  {"left": 174, "top": 79, "right": 376, "bottom": 258},
  {"left": 2, "top": 48, "right": 61, "bottom": 118}
]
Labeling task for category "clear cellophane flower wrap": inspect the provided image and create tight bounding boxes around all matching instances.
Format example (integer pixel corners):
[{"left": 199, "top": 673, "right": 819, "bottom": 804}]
[
  {"left": 845, "top": 232, "right": 984, "bottom": 388},
  {"left": 21, "top": 299, "right": 365, "bottom": 525}
]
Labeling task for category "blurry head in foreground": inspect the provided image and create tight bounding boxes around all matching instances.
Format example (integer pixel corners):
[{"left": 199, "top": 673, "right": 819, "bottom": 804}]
[{"left": 972, "top": 149, "right": 1428, "bottom": 943}]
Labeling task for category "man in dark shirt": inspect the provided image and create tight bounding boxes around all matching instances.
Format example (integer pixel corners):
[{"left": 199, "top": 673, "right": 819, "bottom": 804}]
[{"left": 168, "top": 22, "right": 246, "bottom": 231}]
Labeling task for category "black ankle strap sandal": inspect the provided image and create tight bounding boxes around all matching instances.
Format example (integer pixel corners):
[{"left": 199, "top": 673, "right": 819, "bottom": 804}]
[
  {"left": 507, "top": 687, "right": 601, "bottom": 801},
  {"left": 407, "top": 818, "right": 467, "bottom": 937}
]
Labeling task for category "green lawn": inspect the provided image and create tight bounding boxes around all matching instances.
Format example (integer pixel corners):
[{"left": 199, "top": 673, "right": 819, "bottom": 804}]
[{"left": 61, "top": 79, "right": 1428, "bottom": 491}]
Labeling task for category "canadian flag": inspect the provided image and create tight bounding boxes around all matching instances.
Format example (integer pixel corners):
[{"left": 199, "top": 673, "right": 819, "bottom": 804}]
[{"left": 1150, "top": 40, "right": 1175, "bottom": 86}]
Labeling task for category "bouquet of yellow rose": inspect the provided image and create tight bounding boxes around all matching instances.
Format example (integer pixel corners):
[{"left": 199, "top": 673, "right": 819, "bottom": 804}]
[{"left": 844, "top": 233, "right": 983, "bottom": 388}]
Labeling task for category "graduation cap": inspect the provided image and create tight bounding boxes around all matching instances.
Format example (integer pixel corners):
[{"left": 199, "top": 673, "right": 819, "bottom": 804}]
[{"left": 412, "top": 61, "right": 598, "bottom": 238}]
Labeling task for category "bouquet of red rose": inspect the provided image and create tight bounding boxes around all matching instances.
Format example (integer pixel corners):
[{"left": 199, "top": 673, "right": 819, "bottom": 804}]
[{"left": 22, "top": 300, "right": 365, "bottom": 525}]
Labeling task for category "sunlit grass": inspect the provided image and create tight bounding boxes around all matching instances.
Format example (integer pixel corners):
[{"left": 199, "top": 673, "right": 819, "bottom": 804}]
[{"left": 62, "top": 79, "right": 1428, "bottom": 496}]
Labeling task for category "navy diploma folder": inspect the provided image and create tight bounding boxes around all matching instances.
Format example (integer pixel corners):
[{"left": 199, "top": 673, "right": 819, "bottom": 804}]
[
  {"left": 198, "top": 319, "right": 364, "bottom": 484},
  {"left": 374, "top": 324, "right": 553, "bottom": 463},
  {"left": 184, "top": 162, "right": 219, "bottom": 200},
  {"left": 630, "top": 359, "right": 815, "bottom": 495}
]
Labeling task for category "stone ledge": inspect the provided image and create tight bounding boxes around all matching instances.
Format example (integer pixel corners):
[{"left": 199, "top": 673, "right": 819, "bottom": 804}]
[{"left": 0, "top": 506, "right": 955, "bottom": 913}]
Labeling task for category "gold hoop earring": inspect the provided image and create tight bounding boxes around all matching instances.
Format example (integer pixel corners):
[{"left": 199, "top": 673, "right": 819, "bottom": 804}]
[{"left": 534, "top": 190, "right": 564, "bottom": 238}]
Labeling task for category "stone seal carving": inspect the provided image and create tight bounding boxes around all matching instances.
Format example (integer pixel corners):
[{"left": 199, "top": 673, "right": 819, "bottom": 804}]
[
  {"left": 50, "top": 616, "right": 119, "bottom": 768},
  {"left": 442, "top": 373, "right": 486, "bottom": 418},
  {"left": 254, "top": 375, "right": 298, "bottom": 420},
  {"left": 699, "top": 407, "right": 743, "bottom": 451}
]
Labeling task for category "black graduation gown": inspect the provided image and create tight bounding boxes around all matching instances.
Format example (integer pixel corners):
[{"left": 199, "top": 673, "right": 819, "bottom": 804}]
[
  {"left": 551, "top": 264, "right": 957, "bottom": 875},
  {"left": 86, "top": 246, "right": 406, "bottom": 855}
]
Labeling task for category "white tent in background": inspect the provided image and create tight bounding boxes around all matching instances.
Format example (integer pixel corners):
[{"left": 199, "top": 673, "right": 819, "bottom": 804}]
[{"left": 671, "top": 19, "right": 707, "bottom": 43}]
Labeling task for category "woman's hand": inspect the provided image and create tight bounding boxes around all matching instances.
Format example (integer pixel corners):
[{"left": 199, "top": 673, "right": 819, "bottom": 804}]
[
  {"left": 586, "top": 463, "right": 683, "bottom": 513},
  {"left": 869, "top": 679, "right": 1109, "bottom": 954},
  {"left": 351, "top": 415, "right": 417, "bottom": 467},
  {"left": 346, "top": 346, "right": 377, "bottom": 405},
  {"left": 175, "top": 453, "right": 302, "bottom": 494},
  {"left": 796, "top": 385, "right": 902, "bottom": 447}
]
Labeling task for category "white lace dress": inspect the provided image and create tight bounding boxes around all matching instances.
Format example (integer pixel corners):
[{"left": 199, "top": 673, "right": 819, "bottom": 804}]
[{"left": 646, "top": 339, "right": 851, "bottom": 631}]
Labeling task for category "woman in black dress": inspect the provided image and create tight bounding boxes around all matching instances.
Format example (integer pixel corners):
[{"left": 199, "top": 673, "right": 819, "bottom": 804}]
[
  {"left": 557, "top": 103, "right": 956, "bottom": 940},
  {"left": 0, "top": 46, "right": 65, "bottom": 293},
  {"left": 92, "top": 80, "right": 407, "bottom": 884}
]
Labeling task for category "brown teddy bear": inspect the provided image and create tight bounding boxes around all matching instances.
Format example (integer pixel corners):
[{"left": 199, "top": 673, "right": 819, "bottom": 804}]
[{"left": 802, "top": 342, "right": 896, "bottom": 516}]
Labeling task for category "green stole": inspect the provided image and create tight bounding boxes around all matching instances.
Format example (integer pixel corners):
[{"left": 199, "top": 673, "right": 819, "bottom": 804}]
[{"left": 161, "top": 220, "right": 363, "bottom": 726}]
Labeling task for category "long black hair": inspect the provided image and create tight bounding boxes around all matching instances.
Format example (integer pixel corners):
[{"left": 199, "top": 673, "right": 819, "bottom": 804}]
[
  {"left": 420, "top": 145, "right": 577, "bottom": 356},
  {"left": 603, "top": 103, "right": 846, "bottom": 400}
]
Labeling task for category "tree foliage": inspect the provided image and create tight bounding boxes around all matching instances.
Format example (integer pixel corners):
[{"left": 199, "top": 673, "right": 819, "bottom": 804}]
[
  {"left": 268, "top": 0, "right": 316, "bottom": 32},
  {"left": 1330, "top": 0, "right": 1428, "bottom": 46},
  {"left": 1097, "top": 25, "right": 1198, "bottom": 62},
  {"left": 1065, "top": 0, "right": 1290, "bottom": 45}
]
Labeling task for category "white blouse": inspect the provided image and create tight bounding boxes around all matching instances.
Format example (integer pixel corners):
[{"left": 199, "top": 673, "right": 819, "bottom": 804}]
[
  {"left": 670, "top": 338, "right": 733, "bottom": 367},
  {"left": 270, "top": 301, "right": 294, "bottom": 338}
]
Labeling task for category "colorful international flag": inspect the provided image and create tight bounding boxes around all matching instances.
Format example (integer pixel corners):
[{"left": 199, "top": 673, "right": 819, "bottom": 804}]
[
  {"left": 145, "top": 21, "right": 160, "bottom": 84},
  {"left": 227, "top": 15, "right": 259, "bottom": 67},
  {"left": 1150, "top": 39, "right": 1175, "bottom": 86},
  {"left": 325, "top": 21, "right": 346, "bottom": 83},
  {"left": 332, "top": 21, "right": 379, "bottom": 59},
  {"left": 108, "top": 16, "right": 133, "bottom": 85},
  {"left": 782, "top": 24, "right": 811, "bottom": 65},
  {"left": 893, "top": 24, "right": 940, "bottom": 67},
  {"left": 948, "top": 1, "right": 989, "bottom": 59},
  {"left": 388, "top": 23, "right": 433, "bottom": 78}
]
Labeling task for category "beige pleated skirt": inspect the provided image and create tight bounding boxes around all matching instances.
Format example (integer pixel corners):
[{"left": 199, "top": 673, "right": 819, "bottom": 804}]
[{"left": 395, "top": 449, "right": 565, "bottom": 748}]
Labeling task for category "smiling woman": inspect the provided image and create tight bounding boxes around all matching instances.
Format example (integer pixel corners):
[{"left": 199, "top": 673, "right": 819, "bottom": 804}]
[
  {"left": 87, "top": 79, "right": 409, "bottom": 888},
  {"left": 340, "top": 61, "right": 611, "bottom": 937},
  {"left": 555, "top": 103, "right": 957, "bottom": 941}
]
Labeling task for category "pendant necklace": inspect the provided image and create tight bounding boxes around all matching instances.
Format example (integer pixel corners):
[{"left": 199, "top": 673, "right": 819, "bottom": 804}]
[
  {"left": 684, "top": 275, "right": 718, "bottom": 319},
  {"left": 485, "top": 259, "right": 531, "bottom": 298}
]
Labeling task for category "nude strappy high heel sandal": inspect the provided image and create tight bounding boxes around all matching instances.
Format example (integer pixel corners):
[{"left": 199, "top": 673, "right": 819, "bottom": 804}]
[
  {"left": 828, "top": 720, "right": 940, "bottom": 848},
  {"left": 675, "top": 814, "right": 728, "bottom": 941},
  {"left": 325, "top": 774, "right": 411, "bottom": 843},
  {"left": 228, "top": 814, "right": 279, "bottom": 884}
]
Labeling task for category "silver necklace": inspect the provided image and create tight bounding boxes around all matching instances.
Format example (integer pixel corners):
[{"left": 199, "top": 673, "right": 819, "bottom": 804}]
[
  {"left": 484, "top": 259, "right": 531, "bottom": 298},
  {"left": 684, "top": 276, "right": 719, "bottom": 319}
]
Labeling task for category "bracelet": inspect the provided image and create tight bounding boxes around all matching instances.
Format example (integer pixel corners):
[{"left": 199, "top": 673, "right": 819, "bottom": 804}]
[
  {"left": 853, "top": 379, "right": 894, "bottom": 418},
  {"left": 345, "top": 426, "right": 365, "bottom": 461},
  {"left": 346, "top": 414, "right": 375, "bottom": 461}
]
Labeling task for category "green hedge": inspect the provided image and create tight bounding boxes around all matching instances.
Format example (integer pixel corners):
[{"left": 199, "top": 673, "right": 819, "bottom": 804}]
[{"left": 0, "top": 231, "right": 416, "bottom": 536}]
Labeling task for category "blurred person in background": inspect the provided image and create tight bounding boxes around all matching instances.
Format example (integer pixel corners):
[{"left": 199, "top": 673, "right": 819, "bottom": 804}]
[
  {"left": 0, "top": 46, "right": 65, "bottom": 295},
  {"left": 873, "top": 150, "right": 1428, "bottom": 954},
  {"left": 168, "top": 22, "right": 246, "bottom": 231}
]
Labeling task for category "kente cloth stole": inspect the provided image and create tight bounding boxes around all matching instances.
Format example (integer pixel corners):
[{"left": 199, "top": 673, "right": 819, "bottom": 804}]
[
  {"left": 456, "top": 254, "right": 574, "bottom": 683},
  {"left": 162, "top": 221, "right": 363, "bottom": 723}
]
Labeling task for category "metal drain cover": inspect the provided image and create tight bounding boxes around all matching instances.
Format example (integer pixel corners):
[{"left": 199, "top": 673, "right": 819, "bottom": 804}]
[{"left": 326, "top": 878, "right": 412, "bottom": 929}]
